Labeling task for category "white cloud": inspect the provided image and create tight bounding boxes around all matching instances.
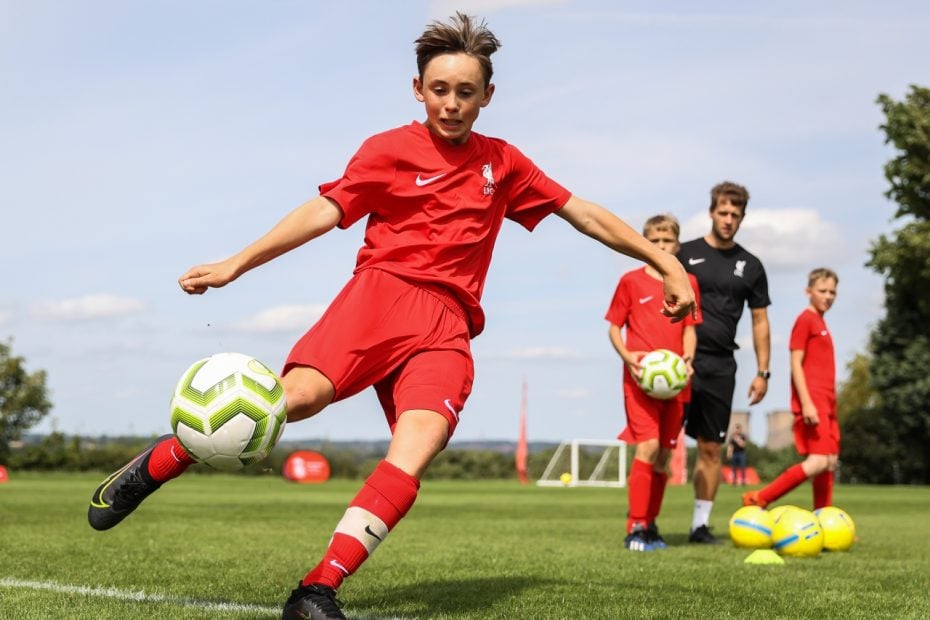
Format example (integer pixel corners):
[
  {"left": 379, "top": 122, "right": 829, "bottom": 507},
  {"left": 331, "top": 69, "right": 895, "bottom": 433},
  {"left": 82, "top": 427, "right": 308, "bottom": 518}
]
[
  {"left": 31, "top": 294, "right": 146, "bottom": 321},
  {"left": 231, "top": 304, "right": 326, "bottom": 333},
  {"left": 681, "top": 208, "right": 843, "bottom": 268}
]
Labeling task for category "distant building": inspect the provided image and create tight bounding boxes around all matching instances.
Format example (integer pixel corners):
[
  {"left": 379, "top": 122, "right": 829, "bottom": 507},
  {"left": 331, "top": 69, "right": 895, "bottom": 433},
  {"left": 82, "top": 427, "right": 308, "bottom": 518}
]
[{"left": 766, "top": 409, "right": 794, "bottom": 450}]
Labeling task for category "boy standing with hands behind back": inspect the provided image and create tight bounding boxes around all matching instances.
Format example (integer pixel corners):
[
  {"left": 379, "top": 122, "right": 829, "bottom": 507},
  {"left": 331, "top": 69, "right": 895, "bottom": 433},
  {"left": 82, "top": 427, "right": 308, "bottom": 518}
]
[
  {"left": 744, "top": 268, "right": 840, "bottom": 509},
  {"left": 606, "top": 214, "right": 702, "bottom": 550}
]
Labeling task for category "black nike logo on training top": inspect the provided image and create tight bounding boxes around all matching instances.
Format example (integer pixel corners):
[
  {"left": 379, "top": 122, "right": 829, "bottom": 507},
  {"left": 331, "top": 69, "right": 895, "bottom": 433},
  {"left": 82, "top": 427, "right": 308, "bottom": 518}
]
[{"left": 364, "top": 525, "right": 383, "bottom": 541}]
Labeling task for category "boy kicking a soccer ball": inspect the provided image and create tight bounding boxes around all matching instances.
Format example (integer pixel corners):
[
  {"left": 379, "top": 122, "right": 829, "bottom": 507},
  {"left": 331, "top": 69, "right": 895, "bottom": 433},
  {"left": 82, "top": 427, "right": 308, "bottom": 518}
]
[
  {"left": 743, "top": 268, "right": 840, "bottom": 510},
  {"left": 87, "top": 13, "right": 695, "bottom": 619},
  {"left": 606, "top": 214, "right": 701, "bottom": 551}
]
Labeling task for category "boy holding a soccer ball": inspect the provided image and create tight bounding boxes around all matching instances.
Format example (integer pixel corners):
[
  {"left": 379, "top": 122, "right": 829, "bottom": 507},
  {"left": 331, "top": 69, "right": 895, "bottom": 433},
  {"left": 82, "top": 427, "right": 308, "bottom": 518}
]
[
  {"left": 606, "top": 214, "right": 701, "bottom": 551},
  {"left": 87, "top": 13, "right": 696, "bottom": 619},
  {"left": 743, "top": 268, "right": 840, "bottom": 510}
]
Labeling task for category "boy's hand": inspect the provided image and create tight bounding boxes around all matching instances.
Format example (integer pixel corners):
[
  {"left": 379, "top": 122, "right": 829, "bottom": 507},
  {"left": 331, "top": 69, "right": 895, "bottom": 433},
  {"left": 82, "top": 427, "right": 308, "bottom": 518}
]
[
  {"left": 660, "top": 270, "right": 696, "bottom": 323},
  {"left": 801, "top": 403, "right": 820, "bottom": 426},
  {"left": 179, "top": 259, "right": 239, "bottom": 295},
  {"left": 623, "top": 351, "right": 647, "bottom": 378}
]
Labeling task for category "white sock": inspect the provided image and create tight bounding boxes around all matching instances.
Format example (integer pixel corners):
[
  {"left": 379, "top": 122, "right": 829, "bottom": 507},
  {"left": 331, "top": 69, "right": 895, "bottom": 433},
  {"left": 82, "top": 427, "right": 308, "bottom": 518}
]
[{"left": 692, "top": 499, "right": 713, "bottom": 531}]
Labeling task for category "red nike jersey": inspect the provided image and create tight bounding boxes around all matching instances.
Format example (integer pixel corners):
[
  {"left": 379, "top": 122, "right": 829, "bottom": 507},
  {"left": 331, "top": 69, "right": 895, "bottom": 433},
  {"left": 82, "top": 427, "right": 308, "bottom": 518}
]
[
  {"left": 605, "top": 267, "right": 702, "bottom": 354},
  {"left": 321, "top": 121, "right": 571, "bottom": 337},
  {"left": 789, "top": 308, "right": 835, "bottom": 410}
]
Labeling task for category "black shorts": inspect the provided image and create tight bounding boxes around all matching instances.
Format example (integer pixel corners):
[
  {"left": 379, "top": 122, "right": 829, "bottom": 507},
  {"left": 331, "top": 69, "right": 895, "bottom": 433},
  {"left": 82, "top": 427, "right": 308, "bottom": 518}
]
[{"left": 684, "top": 353, "right": 737, "bottom": 443}]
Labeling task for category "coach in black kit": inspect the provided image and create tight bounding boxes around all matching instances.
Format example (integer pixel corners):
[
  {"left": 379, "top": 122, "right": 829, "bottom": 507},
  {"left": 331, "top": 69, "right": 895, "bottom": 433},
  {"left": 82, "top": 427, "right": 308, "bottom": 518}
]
[{"left": 678, "top": 181, "right": 771, "bottom": 544}]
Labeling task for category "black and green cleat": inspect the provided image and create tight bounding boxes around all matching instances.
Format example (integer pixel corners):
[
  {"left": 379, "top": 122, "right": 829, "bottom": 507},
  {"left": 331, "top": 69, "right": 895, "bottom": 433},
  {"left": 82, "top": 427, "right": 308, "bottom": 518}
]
[
  {"left": 87, "top": 434, "right": 170, "bottom": 531},
  {"left": 282, "top": 583, "right": 346, "bottom": 620}
]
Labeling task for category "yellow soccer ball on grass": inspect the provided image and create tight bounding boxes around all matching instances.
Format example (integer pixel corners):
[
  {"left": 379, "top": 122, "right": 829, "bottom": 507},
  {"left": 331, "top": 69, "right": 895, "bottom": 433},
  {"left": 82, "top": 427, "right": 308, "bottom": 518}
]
[
  {"left": 559, "top": 472, "right": 573, "bottom": 486},
  {"left": 729, "top": 505, "right": 774, "bottom": 549},
  {"left": 772, "top": 507, "right": 824, "bottom": 557},
  {"left": 814, "top": 506, "right": 856, "bottom": 551}
]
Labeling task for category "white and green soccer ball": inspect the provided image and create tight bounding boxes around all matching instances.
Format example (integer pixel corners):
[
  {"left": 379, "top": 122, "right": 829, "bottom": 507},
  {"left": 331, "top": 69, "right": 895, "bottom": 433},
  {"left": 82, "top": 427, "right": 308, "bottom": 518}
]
[
  {"left": 636, "top": 349, "right": 688, "bottom": 400},
  {"left": 170, "top": 352, "right": 287, "bottom": 471}
]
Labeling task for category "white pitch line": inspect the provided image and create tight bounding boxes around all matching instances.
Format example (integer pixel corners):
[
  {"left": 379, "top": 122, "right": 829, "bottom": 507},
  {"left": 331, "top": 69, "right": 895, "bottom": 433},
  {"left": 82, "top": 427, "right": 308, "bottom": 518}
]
[{"left": 0, "top": 577, "right": 281, "bottom": 615}]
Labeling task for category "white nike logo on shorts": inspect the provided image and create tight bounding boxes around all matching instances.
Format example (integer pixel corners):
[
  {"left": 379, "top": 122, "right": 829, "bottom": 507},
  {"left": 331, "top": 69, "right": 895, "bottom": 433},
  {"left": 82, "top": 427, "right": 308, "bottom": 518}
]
[{"left": 444, "top": 399, "right": 460, "bottom": 421}]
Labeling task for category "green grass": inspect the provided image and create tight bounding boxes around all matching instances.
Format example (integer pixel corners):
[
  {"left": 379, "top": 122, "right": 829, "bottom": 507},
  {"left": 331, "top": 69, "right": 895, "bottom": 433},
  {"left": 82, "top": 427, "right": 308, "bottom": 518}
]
[{"left": 1, "top": 473, "right": 929, "bottom": 619}]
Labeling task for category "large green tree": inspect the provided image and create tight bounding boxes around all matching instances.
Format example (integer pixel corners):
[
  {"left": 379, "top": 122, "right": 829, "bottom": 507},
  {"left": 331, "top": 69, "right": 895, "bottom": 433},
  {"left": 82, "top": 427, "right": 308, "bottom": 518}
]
[
  {"left": 0, "top": 340, "right": 52, "bottom": 463},
  {"left": 849, "top": 85, "right": 930, "bottom": 483}
]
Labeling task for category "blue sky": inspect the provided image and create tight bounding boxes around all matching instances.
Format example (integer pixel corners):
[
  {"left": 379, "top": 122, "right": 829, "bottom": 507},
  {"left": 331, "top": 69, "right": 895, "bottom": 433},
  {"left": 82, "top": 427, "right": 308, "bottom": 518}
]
[{"left": 2, "top": 1, "right": 927, "bottom": 447}]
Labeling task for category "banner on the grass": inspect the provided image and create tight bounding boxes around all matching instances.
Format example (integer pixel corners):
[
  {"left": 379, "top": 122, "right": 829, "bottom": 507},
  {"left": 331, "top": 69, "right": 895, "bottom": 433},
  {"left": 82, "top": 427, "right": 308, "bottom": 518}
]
[
  {"left": 0, "top": 465, "right": 8, "bottom": 483},
  {"left": 282, "top": 450, "right": 330, "bottom": 483}
]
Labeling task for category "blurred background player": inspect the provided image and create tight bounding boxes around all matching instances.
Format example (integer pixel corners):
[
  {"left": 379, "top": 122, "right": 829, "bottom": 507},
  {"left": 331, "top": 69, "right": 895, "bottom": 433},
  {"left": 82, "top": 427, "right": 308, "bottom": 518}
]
[
  {"left": 606, "top": 214, "right": 701, "bottom": 551},
  {"left": 678, "top": 181, "right": 771, "bottom": 543},
  {"left": 744, "top": 268, "right": 839, "bottom": 510},
  {"left": 726, "top": 423, "right": 749, "bottom": 485},
  {"left": 87, "top": 13, "right": 696, "bottom": 620}
]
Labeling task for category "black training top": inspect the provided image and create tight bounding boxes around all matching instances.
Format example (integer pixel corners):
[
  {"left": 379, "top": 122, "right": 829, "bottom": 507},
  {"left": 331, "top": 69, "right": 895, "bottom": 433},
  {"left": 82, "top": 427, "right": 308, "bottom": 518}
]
[{"left": 678, "top": 237, "right": 770, "bottom": 355}]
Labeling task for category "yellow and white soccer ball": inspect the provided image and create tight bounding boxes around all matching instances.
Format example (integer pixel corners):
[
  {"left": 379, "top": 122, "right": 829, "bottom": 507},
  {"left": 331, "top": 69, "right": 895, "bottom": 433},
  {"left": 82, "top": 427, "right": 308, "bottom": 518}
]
[
  {"left": 170, "top": 352, "right": 287, "bottom": 471},
  {"left": 729, "top": 505, "right": 774, "bottom": 549},
  {"left": 814, "top": 506, "right": 856, "bottom": 551},
  {"left": 768, "top": 504, "right": 801, "bottom": 524},
  {"left": 772, "top": 507, "right": 824, "bottom": 557},
  {"left": 636, "top": 349, "right": 688, "bottom": 400}
]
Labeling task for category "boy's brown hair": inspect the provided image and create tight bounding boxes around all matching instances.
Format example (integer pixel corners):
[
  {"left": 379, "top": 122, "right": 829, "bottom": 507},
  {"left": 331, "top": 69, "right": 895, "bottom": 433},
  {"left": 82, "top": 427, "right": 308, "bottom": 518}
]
[
  {"left": 808, "top": 267, "right": 839, "bottom": 287},
  {"left": 709, "top": 181, "right": 750, "bottom": 212},
  {"left": 642, "top": 213, "right": 680, "bottom": 239},
  {"left": 414, "top": 12, "right": 501, "bottom": 88}
]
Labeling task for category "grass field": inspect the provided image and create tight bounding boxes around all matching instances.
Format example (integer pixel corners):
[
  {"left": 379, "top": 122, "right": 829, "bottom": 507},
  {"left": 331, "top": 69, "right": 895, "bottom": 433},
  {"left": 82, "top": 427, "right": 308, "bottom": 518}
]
[{"left": 1, "top": 473, "right": 929, "bottom": 619}]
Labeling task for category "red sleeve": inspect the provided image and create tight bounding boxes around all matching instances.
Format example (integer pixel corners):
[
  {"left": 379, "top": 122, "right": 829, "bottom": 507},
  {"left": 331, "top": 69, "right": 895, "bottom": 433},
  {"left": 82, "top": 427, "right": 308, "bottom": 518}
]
[
  {"left": 503, "top": 145, "right": 571, "bottom": 231},
  {"left": 320, "top": 137, "right": 396, "bottom": 229},
  {"left": 789, "top": 311, "right": 811, "bottom": 351},
  {"left": 605, "top": 275, "right": 632, "bottom": 327}
]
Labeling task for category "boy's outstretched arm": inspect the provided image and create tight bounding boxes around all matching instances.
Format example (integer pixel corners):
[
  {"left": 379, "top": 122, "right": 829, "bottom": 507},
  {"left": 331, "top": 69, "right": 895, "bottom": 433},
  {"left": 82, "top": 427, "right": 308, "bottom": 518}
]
[
  {"left": 556, "top": 196, "right": 695, "bottom": 321},
  {"left": 179, "top": 196, "right": 342, "bottom": 295}
]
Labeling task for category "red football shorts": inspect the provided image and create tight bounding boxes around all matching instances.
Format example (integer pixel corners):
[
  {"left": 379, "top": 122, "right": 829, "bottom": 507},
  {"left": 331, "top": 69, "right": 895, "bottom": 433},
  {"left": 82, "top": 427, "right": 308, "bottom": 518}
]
[
  {"left": 619, "top": 372, "right": 685, "bottom": 448},
  {"left": 283, "top": 269, "right": 474, "bottom": 437},
  {"left": 793, "top": 394, "right": 840, "bottom": 455}
]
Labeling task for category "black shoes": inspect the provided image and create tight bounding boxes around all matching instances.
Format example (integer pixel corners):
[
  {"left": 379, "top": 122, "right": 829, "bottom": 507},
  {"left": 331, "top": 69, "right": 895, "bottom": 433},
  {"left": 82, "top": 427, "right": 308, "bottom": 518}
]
[
  {"left": 88, "top": 435, "right": 170, "bottom": 531},
  {"left": 646, "top": 522, "right": 668, "bottom": 549},
  {"left": 282, "top": 583, "right": 346, "bottom": 620},
  {"left": 688, "top": 524, "right": 720, "bottom": 544}
]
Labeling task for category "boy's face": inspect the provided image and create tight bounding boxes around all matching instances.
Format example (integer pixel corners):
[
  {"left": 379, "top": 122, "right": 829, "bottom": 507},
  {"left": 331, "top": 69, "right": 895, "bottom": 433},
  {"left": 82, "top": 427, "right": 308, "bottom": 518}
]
[
  {"left": 709, "top": 198, "right": 745, "bottom": 243},
  {"left": 645, "top": 227, "right": 680, "bottom": 255},
  {"left": 413, "top": 52, "right": 494, "bottom": 145},
  {"left": 807, "top": 277, "right": 837, "bottom": 314}
]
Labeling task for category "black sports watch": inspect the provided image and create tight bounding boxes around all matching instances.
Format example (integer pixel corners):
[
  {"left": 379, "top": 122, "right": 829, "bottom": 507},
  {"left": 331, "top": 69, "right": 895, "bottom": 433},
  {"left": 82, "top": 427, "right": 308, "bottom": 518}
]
[{"left": 757, "top": 370, "right": 771, "bottom": 380}]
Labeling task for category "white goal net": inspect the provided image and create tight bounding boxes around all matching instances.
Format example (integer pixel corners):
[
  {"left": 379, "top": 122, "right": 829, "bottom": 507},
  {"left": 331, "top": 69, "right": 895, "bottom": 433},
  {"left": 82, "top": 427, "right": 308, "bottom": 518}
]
[{"left": 537, "top": 438, "right": 628, "bottom": 488}]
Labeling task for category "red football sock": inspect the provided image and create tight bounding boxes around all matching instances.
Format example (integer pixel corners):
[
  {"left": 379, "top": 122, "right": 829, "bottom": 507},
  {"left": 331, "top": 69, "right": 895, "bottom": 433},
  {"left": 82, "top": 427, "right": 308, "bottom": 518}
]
[
  {"left": 647, "top": 469, "right": 668, "bottom": 524},
  {"left": 146, "top": 436, "right": 195, "bottom": 482},
  {"left": 626, "top": 458, "right": 652, "bottom": 533},
  {"left": 759, "top": 463, "right": 808, "bottom": 505},
  {"left": 302, "top": 460, "right": 419, "bottom": 590},
  {"left": 813, "top": 470, "right": 834, "bottom": 509}
]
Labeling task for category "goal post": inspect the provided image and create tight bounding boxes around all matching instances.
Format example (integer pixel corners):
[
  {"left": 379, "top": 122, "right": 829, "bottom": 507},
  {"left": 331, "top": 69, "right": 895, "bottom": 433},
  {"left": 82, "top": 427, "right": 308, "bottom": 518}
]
[{"left": 537, "top": 438, "right": 627, "bottom": 488}]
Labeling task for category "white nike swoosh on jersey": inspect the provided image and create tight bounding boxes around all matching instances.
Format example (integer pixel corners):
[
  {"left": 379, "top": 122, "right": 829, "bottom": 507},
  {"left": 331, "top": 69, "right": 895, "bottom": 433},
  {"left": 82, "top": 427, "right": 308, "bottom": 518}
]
[
  {"left": 415, "top": 173, "right": 447, "bottom": 187},
  {"left": 821, "top": 330, "right": 829, "bottom": 336},
  {"left": 639, "top": 296, "right": 654, "bottom": 304},
  {"left": 688, "top": 257, "right": 706, "bottom": 265}
]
